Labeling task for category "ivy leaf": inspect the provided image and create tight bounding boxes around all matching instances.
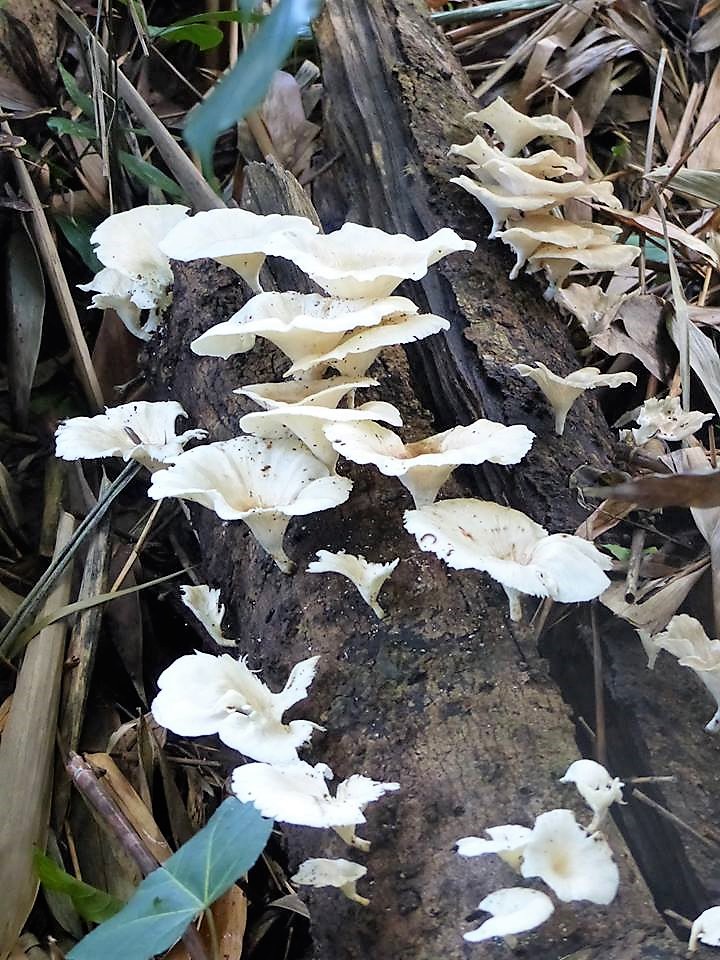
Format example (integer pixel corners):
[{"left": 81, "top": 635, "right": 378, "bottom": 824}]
[
  {"left": 67, "top": 799, "right": 272, "bottom": 960},
  {"left": 183, "top": 0, "right": 322, "bottom": 173},
  {"left": 119, "top": 151, "right": 184, "bottom": 199},
  {"left": 34, "top": 850, "right": 124, "bottom": 923}
]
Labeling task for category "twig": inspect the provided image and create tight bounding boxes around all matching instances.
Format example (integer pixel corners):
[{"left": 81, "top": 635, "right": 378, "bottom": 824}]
[
  {"left": 624, "top": 526, "right": 646, "bottom": 602},
  {"left": 110, "top": 497, "right": 163, "bottom": 592},
  {"left": 590, "top": 604, "right": 606, "bottom": 767},
  {"left": 633, "top": 789, "right": 719, "bottom": 851},
  {"left": 664, "top": 908, "right": 693, "bottom": 930},
  {"left": 432, "top": 0, "right": 556, "bottom": 25},
  {"left": 66, "top": 752, "right": 210, "bottom": 960}
]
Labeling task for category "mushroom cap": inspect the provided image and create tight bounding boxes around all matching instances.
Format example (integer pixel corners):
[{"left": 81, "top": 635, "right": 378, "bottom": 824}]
[
  {"left": 450, "top": 174, "right": 567, "bottom": 236},
  {"left": 482, "top": 159, "right": 621, "bottom": 210},
  {"left": 158, "top": 209, "right": 318, "bottom": 290},
  {"left": 632, "top": 396, "right": 713, "bottom": 444},
  {"left": 450, "top": 136, "right": 582, "bottom": 178},
  {"left": 404, "top": 499, "right": 611, "bottom": 603},
  {"left": 307, "top": 550, "right": 399, "bottom": 618},
  {"left": 270, "top": 222, "right": 476, "bottom": 298},
  {"left": 236, "top": 377, "right": 377, "bottom": 410},
  {"left": 521, "top": 809, "right": 619, "bottom": 904},
  {"left": 151, "top": 652, "right": 321, "bottom": 765},
  {"left": 496, "top": 216, "right": 599, "bottom": 279},
  {"left": 78, "top": 267, "right": 156, "bottom": 340},
  {"left": 191, "top": 291, "right": 419, "bottom": 361},
  {"left": 560, "top": 759, "right": 625, "bottom": 827},
  {"left": 464, "top": 888, "right": 555, "bottom": 943},
  {"left": 467, "top": 97, "right": 579, "bottom": 156},
  {"left": 89, "top": 204, "right": 189, "bottom": 285},
  {"left": 54, "top": 401, "right": 206, "bottom": 468},
  {"left": 456, "top": 824, "right": 532, "bottom": 859},
  {"left": 179, "top": 584, "right": 228, "bottom": 646},
  {"left": 554, "top": 284, "right": 621, "bottom": 336},
  {"left": 292, "top": 857, "right": 367, "bottom": 889},
  {"left": 690, "top": 906, "right": 720, "bottom": 951},
  {"left": 147, "top": 435, "right": 353, "bottom": 520}
]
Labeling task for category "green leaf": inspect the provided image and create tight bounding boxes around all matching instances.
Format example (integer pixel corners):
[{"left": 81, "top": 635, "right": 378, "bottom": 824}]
[
  {"left": 54, "top": 215, "right": 102, "bottom": 273},
  {"left": 151, "top": 23, "right": 224, "bottom": 50},
  {"left": 119, "top": 151, "right": 184, "bottom": 199},
  {"left": 67, "top": 799, "right": 273, "bottom": 960},
  {"left": 603, "top": 544, "right": 631, "bottom": 561},
  {"left": 432, "top": 0, "right": 556, "bottom": 24},
  {"left": 57, "top": 62, "right": 94, "bottom": 117},
  {"left": 184, "top": 0, "right": 322, "bottom": 173},
  {"left": 47, "top": 117, "right": 98, "bottom": 140},
  {"left": 647, "top": 167, "right": 720, "bottom": 207},
  {"left": 34, "top": 850, "right": 124, "bottom": 923}
]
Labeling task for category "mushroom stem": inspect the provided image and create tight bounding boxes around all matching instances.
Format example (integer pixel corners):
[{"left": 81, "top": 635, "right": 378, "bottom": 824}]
[
  {"left": 553, "top": 400, "right": 576, "bottom": 436},
  {"left": 704, "top": 707, "right": 720, "bottom": 734},
  {"left": 243, "top": 513, "right": 295, "bottom": 573},
  {"left": 402, "top": 466, "right": 454, "bottom": 508},
  {"left": 503, "top": 586, "right": 524, "bottom": 622},
  {"left": 342, "top": 883, "right": 370, "bottom": 906}
]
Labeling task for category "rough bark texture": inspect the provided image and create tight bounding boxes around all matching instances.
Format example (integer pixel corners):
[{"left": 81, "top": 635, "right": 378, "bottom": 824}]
[{"left": 145, "top": 1, "right": 697, "bottom": 957}]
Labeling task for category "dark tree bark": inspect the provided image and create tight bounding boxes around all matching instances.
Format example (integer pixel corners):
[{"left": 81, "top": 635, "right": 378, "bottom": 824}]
[{"left": 146, "top": 1, "right": 697, "bottom": 957}]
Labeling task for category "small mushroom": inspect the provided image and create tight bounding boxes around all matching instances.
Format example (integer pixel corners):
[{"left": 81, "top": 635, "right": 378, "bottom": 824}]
[
  {"left": 147, "top": 436, "right": 353, "bottom": 573},
  {"left": 179, "top": 584, "right": 231, "bottom": 646},
  {"left": 79, "top": 204, "right": 189, "bottom": 339},
  {"left": 404, "top": 499, "right": 612, "bottom": 621},
  {"left": 512, "top": 362, "right": 637, "bottom": 435},
  {"left": 54, "top": 401, "right": 207, "bottom": 470},
  {"left": 450, "top": 137, "right": 582, "bottom": 178},
  {"left": 526, "top": 227, "right": 639, "bottom": 287},
  {"left": 269, "top": 222, "right": 475, "bottom": 298},
  {"left": 482, "top": 159, "right": 621, "bottom": 211},
  {"left": 231, "top": 760, "right": 399, "bottom": 829},
  {"left": 466, "top": 97, "right": 579, "bottom": 157},
  {"left": 235, "top": 376, "right": 377, "bottom": 411},
  {"left": 630, "top": 396, "right": 713, "bottom": 444},
  {"left": 158, "top": 209, "right": 319, "bottom": 291},
  {"left": 450, "top": 175, "right": 570, "bottom": 237},
  {"left": 151, "top": 653, "right": 322, "bottom": 765},
  {"left": 191, "top": 291, "right": 419, "bottom": 366},
  {"left": 307, "top": 550, "right": 399, "bottom": 618},
  {"left": 456, "top": 824, "right": 532, "bottom": 872},
  {"left": 292, "top": 858, "right": 369, "bottom": 906},
  {"left": 554, "top": 284, "right": 622, "bottom": 337},
  {"left": 325, "top": 418, "right": 534, "bottom": 506},
  {"left": 495, "top": 216, "right": 601, "bottom": 280},
  {"left": 690, "top": 906, "right": 720, "bottom": 952},
  {"left": 464, "top": 888, "right": 555, "bottom": 943},
  {"left": 520, "top": 809, "right": 619, "bottom": 904},
  {"left": 330, "top": 774, "right": 402, "bottom": 851},
  {"left": 559, "top": 759, "right": 625, "bottom": 831},
  {"left": 239, "top": 400, "right": 403, "bottom": 470}
]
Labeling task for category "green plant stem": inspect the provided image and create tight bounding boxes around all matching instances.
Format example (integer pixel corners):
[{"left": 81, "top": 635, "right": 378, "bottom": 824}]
[
  {"left": 0, "top": 461, "right": 141, "bottom": 659},
  {"left": 432, "top": 0, "right": 556, "bottom": 25}
]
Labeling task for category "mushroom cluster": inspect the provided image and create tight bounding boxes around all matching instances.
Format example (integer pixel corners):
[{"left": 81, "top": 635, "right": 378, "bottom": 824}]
[{"left": 449, "top": 97, "right": 637, "bottom": 298}]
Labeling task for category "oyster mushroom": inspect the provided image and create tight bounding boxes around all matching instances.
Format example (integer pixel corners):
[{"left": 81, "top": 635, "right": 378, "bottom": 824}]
[
  {"left": 512, "top": 362, "right": 637, "bottom": 435},
  {"left": 630, "top": 396, "right": 713, "bottom": 444},
  {"left": 158, "top": 208, "right": 319, "bottom": 291},
  {"left": 307, "top": 550, "right": 399, "bottom": 619},
  {"left": 464, "top": 888, "right": 555, "bottom": 943},
  {"left": 496, "top": 216, "right": 604, "bottom": 280},
  {"left": 325, "top": 418, "right": 534, "bottom": 506},
  {"left": 560, "top": 759, "right": 625, "bottom": 831},
  {"left": 456, "top": 824, "right": 533, "bottom": 872},
  {"left": 235, "top": 376, "right": 377, "bottom": 411},
  {"left": 450, "top": 137, "right": 582, "bottom": 178},
  {"left": 292, "top": 858, "right": 369, "bottom": 906},
  {"left": 179, "top": 584, "right": 230, "bottom": 646},
  {"left": 466, "top": 97, "right": 579, "bottom": 157},
  {"left": 404, "top": 499, "right": 612, "bottom": 621},
  {"left": 690, "top": 906, "right": 720, "bottom": 952},
  {"left": 147, "top": 436, "right": 353, "bottom": 573}
]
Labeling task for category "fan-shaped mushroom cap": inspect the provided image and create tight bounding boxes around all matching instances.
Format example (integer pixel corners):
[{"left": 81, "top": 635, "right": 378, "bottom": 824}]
[
  {"left": 520, "top": 809, "right": 619, "bottom": 904},
  {"left": 496, "top": 216, "right": 600, "bottom": 279},
  {"left": 326, "top": 418, "right": 534, "bottom": 506},
  {"left": 527, "top": 228, "right": 639, "bottom": 286},
  {"left": 236, "top": 377, "right": 377, "bottom": 411},
  {"left": 151, "top": 652, "right": 321, "bottom": 764},
  {"left": 560, "top": 759, "right": 625, "bottom": 831},
  {"left": 158, "top": 209, "right": 319, "bottom": 291},
  {"left": 450, "top": 137, "right": 582, "bottom": 178},
  {"left": 190, "top": 291, "right": 420, "bottom": 365},
  {"left": 404, "top": 499, "right": 612, "bottom": 621},
  {"left": 79, "top": 204, "right": 189, "bottom": 339},
  {"left": 331, "top": 774, "right": 401, "bottom": 851},
  {"left": 464, "top": 888, "right": 555, "bottom": 943},
  {"left": 483, "top": 159, "right": 621, "bottom": 210},
  {"left": 467, "top": 98, "right": 579, "bottom": 156},
  {"left": 649, "top": 614, "right": 720, "bottom": 732},
  {"left": 179, "top": 584, "right": 230, "bottom": 646},
  {"left": 286, "top": 310, "right": 451, "bottom": 379},
  {"left": 450, "top": 175, "right": 568, "bottom": 237},
  {"left": 292, "top": 858, "right": 369, "bottom": 906},
  {"left": 512, "top": 362, "right": 637, "bottom": 435},
  {"left": 54, "top": 401, "right": 207, "bottom": 470},
  {"left": 456, "top": 824, "right": 533, "bottom": 872},
  {"left": 631, "top": 396, "right": 713, "bottom": 444},
  {"left": 690, "top": 906, "right": 720, "bottom": 952},
  {"left": 147, "top": 436, "right": 353, "bottom": 572},
  {"left": 270, "top": 222, "right": 476, "bottom": 298},
  {"left": 239, "top": 401, "right": 403, "bottom": 470},
  {"left": 307, "top": 550, "right": 399, "bottom": 618},
  {"left": 554, "top": 284, "right": 622, "bottom": 336}
]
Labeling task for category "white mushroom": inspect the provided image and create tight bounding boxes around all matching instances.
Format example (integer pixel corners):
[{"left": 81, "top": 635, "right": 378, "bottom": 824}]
[
  {"left": 191, "top": 292, "right": 419, "bottom": 365},
  {"left": 179, "top": 584, "right": 231, "bottom": 646},
  {"left": 231, "top": 760, "right": 399, "bottom": 829},
  {"left": 481, "top": 159, "right": 621, "bottom": 212},
  {"left": 158, "top": 208, "right": 319, "bottom": 291},
  {"left": 466, "top": 97, "right": 579, "bottom": 156},
  {"left": 331, "top": 774, "right": 401, "bottom": 851},
  {"left": 527, "top": 229, "right": 639, "bottom": 287},
  {"left": 269, "top": 222, "right": 476, "bottom": 298},
  {"left": 151, "top": 653, "right": 321, "bottom": 764},
  {"left": 520, "top": 809, "right": 619, "bottom": 904},
  {"left": 630, "top": 396, "right": 713, "bottom": 444},
  {"left": 450, "top": 137, "right": 582, "bottom": 178},
  {"left": 404, "top": 499, "right": 612, "bottom": 621},
  {"left": 554, "top": 284, "right": 622, "bottom": 337},
  {"left": 307, "top": 550, "right": 399, "bottom": 619},
  {"left": 560, "top": 759, "right": 625, "bottom": 831},
  {"left": 647, "top": 614, "right": 720, "bottom": 733},
  {"left": 239, "top": 400, "right": 403, "bottom": 470},
  {"left": 450, "top": 175, "right": 571, "bottom": 237},
  {"left": 292, "top": 858, "right": 369, "bottom": 906},
  {"left": 325, "top": 418, "right": 534, "bottom": 506},
  {"left": 456, "top": 824, "right": 533, "bottom": 872},
  {"left": 464, "top": 888, "right": 555, "bottom": 943},
  {"left": 79, "top": 204, "right": 189, "bottom": 339},
  {"left": 495, "top": 216, "right": 596, "bottom": 279},
  {"left": 147, "top": 436, "right": 353, "bottom": 573},
  {"left": 512, "top": 362, "right": 637, "bottom": 435},
  {"left": 689, "top": 906, "right": 720, "bottom": 952},
  {"left": 54, "top": 401, "right": 207, "bottom": 470},
  {"left": 286, "top": 310, "right": 451, "bottom": 379},
  {"left": 236, "top": 377, "right": 377, "bottom": 411}
]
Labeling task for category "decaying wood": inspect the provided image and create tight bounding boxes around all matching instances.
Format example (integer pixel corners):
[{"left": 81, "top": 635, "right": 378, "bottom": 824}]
[{"left": 147, "top": 1, "right": 691, "bottom": 957}]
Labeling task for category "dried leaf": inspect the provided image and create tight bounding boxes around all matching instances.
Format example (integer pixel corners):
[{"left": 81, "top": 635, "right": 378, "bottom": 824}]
[
  {"left": 587, "top": 472, "right": 720, "bottom": 507},
  {"left": 601, "top": 559, "right": 708, "bottom": 633},
  {"left": 6, "top": 218, "right": 45, "bottom": 428}
]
